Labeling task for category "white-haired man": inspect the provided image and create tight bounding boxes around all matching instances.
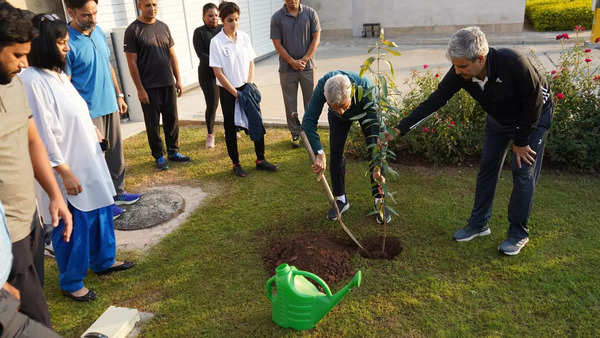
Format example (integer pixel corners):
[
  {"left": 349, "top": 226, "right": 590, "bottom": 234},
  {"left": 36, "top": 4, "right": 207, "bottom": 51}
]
[
  {"left": 388, "top": 27, "right": 553, "bottom": 255},
  {"left": 302, "top": 71, "right": 389, "bottom": 224}
]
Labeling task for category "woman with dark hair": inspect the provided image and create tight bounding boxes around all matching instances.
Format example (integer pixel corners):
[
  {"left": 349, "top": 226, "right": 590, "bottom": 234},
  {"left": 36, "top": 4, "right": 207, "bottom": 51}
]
[
  {"left": 19, "top": 14, "right": 134, "bottom": 302},
  {"left": 209, "top": 1, "right": 278, "bottom": 177},
  {"left": 193, "top": 3, "right": 221, "bottom": 149}
]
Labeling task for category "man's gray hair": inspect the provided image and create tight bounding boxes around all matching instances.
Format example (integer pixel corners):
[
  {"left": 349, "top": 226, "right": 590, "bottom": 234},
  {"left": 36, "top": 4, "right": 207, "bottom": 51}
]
[
  {"left": 446, "top": 26, "right": 489, "bottom": 61},
  {"left": 324, "top": 74, "right": 352, "bottom": 107}
]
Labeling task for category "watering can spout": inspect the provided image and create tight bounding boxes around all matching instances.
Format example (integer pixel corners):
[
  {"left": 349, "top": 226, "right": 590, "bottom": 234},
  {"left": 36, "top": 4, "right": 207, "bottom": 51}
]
[{"left": 326, "top": 270, "right": 362, "bottom": 313}]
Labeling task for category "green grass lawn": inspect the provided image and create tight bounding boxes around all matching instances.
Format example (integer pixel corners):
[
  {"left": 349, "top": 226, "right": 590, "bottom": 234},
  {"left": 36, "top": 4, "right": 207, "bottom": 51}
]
[{"left": 45, "top": 125, "right": 600, "bottom": 337}]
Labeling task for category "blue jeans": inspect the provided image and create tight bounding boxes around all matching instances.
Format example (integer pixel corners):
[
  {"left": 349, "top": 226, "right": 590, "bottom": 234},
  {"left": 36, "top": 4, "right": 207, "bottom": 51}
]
[{"left": 468, "top": 99, "right": 553, "bottom": 240}]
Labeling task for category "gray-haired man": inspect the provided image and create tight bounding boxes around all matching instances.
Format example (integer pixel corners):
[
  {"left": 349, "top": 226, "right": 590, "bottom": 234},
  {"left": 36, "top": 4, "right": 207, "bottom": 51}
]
[
  {"left": 271, "top": 0, "right": 320, "bottom": 148},
  {"left": 389, "top": 27, "right": 553, "bottom": 255}
]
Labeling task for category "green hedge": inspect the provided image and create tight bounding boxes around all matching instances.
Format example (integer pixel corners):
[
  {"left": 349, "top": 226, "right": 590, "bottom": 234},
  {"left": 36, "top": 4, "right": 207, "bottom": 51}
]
[{"left": 526, "top": 0, "right": 593, "bottom": 31}]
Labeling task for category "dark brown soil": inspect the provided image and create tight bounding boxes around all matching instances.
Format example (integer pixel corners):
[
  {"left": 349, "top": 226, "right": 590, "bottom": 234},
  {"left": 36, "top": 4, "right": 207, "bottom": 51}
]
[
  {"left": 264, "top": 233, "right": 403, "bottom": 286},
  {"left": 264, "top": 233, "right": 357, "bottom": 285},
  {"left": 359, "top": 236, "right": 403, "bottom": 259}
]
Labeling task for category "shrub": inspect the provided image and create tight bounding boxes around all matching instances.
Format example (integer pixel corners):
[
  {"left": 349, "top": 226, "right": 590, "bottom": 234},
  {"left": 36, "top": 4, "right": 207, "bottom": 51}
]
[
  {"left": 531, "top": 31, "right": 600, "bottom": 171},
  {"left": 526, "top": 0, "right": 593, "bottom": 31}
]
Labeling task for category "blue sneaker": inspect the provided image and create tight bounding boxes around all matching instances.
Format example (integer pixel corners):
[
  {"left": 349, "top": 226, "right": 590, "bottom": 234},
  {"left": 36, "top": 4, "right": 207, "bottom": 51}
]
[
  {"left": 114, "top": 193, "right": 140, "bottom": 205},
  {"left": 112, "top": 205, "right": 124, "bottom": 220},
  {"left": 327, "top": 199, "right": 350, "bottom": 221},
  {"left": 498, "top": 237, "right": 529, "bottom": 255},
  {"left": 156, "top": 156, "right": 168, "bottom": 170},
  {"left": 453, "top": 224, "right": 491, "bottom": 242},
  {"left": 168, "top": 152, "right": 191, "bottom": 162}
]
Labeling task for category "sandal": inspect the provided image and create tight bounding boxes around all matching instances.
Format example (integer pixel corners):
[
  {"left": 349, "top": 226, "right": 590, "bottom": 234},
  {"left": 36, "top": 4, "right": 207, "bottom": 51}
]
[
  {"left": 62, "top": 289, "right": 97, "bottom": 302},
  {"left": 95, "top": 261, "right": 136, "bottom": 276}
]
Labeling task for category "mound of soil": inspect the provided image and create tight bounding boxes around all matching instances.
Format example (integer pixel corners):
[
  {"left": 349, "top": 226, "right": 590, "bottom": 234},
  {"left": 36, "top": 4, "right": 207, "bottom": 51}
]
[{"left": 264, "top": 233, "right": 357, "bottom": 285}]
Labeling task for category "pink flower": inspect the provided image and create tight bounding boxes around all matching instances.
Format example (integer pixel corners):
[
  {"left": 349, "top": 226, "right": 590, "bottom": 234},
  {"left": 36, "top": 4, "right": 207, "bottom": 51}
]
[
  {"left": 450, "top": 121, "right": 455, "bottom": 126},
  {"left": 423, "top": 127, "right": 429, "bottom": 133},
  {"left": 585, "top": 58, "right": 592, "bottom": 63},
  {"left": 585, "top": 48, "right": 592, "bottom": 53},
  {"left": 596, "top": 37, "right": 600, "bottom": 43},
  {"left": 435, "top": 73, "right": 439, "bottom": 77},
  {"left": 423, "top": 64, "right": 429, "bottom": 69},
  {"left": 556, "top": 92, "right": 565, "bottom": 100},
  {"left": 551, "top": 70, "right": 557, "bottom": 74}
]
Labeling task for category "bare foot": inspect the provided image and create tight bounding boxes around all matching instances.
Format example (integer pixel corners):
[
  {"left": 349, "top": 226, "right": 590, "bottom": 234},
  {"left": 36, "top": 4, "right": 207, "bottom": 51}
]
[{"left": 71, "top": 287, "right": 90, "bottom": 297}]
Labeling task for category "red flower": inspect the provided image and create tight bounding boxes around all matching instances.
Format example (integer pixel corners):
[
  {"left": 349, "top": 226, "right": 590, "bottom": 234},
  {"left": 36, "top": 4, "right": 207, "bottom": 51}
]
[
  {"left": 423, "top": 64, "right": 429, "bottom": 69},
  {"left": 431, "top": 129, "right": 435, "bottom": 134},
  {"left": 450, "top": 121, "right": 455, "bottom": 126},
  {"left": 556, "top": 92, "right": 565, "bottom": 100},
  {"left": 585, "top": 58, "right": 592, "bottom": 63},
  {"left": 552, "top": 74, "right": 559, "bottom": 79},
  {"left": 556, "top": 33, "right": 570, "bottom": 40},
  {"left": 435, "top": 73, "right": 439, "bottom": 77},
  {"left": 551, "top": 70, "right": 557, "bottom": 74},
  {"left": 423, "top": 127, "right": 429, "bottom": 133},
  {"left": 594, "top": 75, "right": 600, "bottom": 81},
  {"left": 596, "top": 37, "right": 600, "bottom": 43},
  {"left": 585, "top": 48, "right": 592, "bottom": 53}
]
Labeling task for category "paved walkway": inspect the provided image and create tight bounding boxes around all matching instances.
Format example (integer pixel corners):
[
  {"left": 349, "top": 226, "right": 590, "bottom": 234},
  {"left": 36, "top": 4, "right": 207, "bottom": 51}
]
[{"left": 121, "top": 29, "right": 593, "bottom": 140}]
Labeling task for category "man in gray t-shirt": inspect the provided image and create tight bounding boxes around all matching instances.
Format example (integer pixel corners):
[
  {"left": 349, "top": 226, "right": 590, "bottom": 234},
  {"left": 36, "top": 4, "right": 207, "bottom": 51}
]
[{"left": 270, "top": 0, "right": 321, "bottom": 148}]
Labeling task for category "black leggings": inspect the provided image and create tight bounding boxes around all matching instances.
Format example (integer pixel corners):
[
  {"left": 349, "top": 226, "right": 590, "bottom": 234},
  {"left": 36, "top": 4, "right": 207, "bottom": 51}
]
[
  {"left": 219, "top": 85, "right": 265, "bottom": 165},
  {"left": 199, "top": 77, "right": 219, "bottom": 134}
]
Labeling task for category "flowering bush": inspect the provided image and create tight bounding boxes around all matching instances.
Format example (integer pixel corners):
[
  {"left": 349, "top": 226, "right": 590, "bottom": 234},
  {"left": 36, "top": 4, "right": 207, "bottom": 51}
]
[{"left": 531, "top": 27, "right": 600, "bottom": 171}]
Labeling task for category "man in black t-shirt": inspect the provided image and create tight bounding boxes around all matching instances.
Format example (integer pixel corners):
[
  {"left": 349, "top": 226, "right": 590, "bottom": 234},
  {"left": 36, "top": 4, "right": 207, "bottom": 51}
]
[{"left": 124, "top": 0, "right": 190, "bottom": 170}]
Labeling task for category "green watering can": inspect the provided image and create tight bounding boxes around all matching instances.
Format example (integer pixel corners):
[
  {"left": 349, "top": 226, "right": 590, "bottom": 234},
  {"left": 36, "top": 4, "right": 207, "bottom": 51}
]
[{"left": 266, "top": 263, "right": 362, "bottom": 330}]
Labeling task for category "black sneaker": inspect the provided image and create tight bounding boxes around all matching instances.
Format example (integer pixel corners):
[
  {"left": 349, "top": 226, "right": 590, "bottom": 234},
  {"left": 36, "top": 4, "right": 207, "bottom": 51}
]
[
  {"left": 168, "top": 152, "right": 191, "bottom": 162},
  {"left": 327, "top": 199, "right": 350, "bottom": 221},
  {"left": 374, "top": 199, "right": 391, "bottom": 224},
  {"left": 256, "top": 160, "right": 278, "bottom": 171},
  {"left": 233, "top": 164, "right": 247, "bottom": 177},
  {"left": 453, "top": 224, "right": 491, "bottom": 242},
  {"left": 156, "top": 156, "right": 168, "bottom": 170}
]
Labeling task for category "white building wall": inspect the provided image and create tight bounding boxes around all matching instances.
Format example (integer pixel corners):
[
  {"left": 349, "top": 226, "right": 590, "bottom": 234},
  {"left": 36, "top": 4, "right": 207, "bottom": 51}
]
[{"left": 303, "top": 0, "right": 525, "bottom": 36}]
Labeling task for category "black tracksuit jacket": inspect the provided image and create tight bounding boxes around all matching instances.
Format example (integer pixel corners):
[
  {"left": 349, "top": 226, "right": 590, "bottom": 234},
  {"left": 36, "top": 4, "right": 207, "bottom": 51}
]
[{"left": 396, "top": 47, "right": 550, "bottom": 146}]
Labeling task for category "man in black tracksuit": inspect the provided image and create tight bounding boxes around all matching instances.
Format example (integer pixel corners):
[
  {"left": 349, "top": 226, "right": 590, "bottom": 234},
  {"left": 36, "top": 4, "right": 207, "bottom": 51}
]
[{"left": 390, "top": 26, "right": 552, "bottom": 255}]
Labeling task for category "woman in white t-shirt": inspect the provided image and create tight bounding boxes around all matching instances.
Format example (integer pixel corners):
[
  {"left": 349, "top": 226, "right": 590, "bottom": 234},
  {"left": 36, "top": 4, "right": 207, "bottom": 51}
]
[
  {"left": 209, "top": 1, "right": 278, "bottom": 177},
  {"left": 19, "top": 14, "right": 134, "bottom": 302}
]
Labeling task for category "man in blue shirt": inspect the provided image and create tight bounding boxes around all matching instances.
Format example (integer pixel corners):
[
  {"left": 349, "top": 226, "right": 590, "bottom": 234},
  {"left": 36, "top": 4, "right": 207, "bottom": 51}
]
[
  {"left": 302, "top": 71, "right": 389, "bottom": 224},
  {"left": 65, "top": 0, "right": 140, "bottom": 217}
]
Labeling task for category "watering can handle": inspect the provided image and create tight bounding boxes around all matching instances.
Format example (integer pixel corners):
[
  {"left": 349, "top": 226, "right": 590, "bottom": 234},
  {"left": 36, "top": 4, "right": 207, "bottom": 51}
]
[
  {"left": 266, "top": 276, "right": 275, "bottom": 302},
  {"left": 294, "top": 270, "right": 333, "bottom": 296}
]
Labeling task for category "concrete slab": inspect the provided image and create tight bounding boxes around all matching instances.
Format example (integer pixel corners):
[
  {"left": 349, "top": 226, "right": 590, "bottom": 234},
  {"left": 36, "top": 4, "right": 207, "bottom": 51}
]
[
  {"left": 81, "top": 306, "right": 139, "bottom": 338},
  {"left": 114, "top": 185, "right": 207, "bottom": 252}
]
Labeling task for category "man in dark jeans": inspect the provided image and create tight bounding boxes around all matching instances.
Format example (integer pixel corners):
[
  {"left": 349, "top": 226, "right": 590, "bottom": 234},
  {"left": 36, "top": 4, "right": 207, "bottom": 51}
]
[
  {"left": 124, "top": 0, "right": 190, "bottom": 170},
  {"left": 0, "top": 2, "right": 72, "bottom": 327},
  {"left": 389, "top": 26, "right": 553, "bottom": 256}
]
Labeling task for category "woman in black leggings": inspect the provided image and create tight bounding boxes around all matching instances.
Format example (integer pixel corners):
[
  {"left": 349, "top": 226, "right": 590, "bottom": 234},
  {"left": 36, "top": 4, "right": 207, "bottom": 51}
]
[
  {"left": 193, "top": 3, "right": 221, "bottom": 148},
  {"left": 209, "top": 2, "right": 277, "bottom": 177}
]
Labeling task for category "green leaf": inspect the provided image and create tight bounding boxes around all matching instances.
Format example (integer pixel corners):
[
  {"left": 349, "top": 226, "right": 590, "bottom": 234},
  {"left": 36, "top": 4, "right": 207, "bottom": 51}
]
[
  {"left": 368, "top": 46, "right": 375, "bottom": 54},
  {"left": 385, "top": 60, "right": 395, "bottom": 77},
  {"left": 387, "top": 205, "right": 400, "bottom": 216},
  {"left": 358, "top": 85, "right": 364, "bottom": 102},
  {"left": 349, "top": 113, "right": 367, "bottom": 120},
  {"left": 379, "top": 27, "right": 385, "bottom": 41},
  {"left": 381, "top": 39, "right": 398, "bottom": 48},
  {"left": 383, "top": 47, "right": 401, "bottom": 56}
]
